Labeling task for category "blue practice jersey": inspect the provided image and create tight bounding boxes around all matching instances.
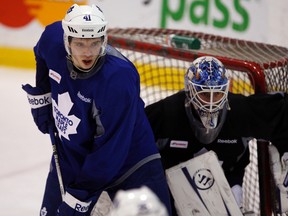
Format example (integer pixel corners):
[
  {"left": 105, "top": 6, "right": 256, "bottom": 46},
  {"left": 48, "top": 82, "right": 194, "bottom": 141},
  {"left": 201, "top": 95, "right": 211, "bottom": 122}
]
[{"left": 34, "top": 21, "right": 159, "bottom": 194}]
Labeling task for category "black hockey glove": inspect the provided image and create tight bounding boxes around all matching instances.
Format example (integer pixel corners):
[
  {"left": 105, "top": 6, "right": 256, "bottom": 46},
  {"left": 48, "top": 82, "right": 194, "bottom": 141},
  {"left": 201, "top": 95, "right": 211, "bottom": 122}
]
[{"left": 22, "top": 84, "right": 53, "bottom": 134}]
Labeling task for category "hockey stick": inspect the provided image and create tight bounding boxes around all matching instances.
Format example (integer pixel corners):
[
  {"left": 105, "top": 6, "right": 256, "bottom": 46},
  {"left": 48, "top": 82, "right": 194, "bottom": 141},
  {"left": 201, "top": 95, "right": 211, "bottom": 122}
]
[
  {"left": 48, "top": 126, "right": 114, "bottom": 216},
  {"left": 49, "top": 125, "right": 65, "bottom": 201}
]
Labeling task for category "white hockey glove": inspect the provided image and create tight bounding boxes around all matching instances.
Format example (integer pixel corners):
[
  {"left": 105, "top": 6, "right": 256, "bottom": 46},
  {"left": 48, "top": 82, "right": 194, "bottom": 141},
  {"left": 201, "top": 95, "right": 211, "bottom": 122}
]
[
  {"left": 231, "top": 184, "right": 243, "bottom": 208},
  {"left": 268, "top": 144, "right": 288, "bottom": 214},
  {"left": 231, "top": 185, "right": 255, "bottom": 215}
]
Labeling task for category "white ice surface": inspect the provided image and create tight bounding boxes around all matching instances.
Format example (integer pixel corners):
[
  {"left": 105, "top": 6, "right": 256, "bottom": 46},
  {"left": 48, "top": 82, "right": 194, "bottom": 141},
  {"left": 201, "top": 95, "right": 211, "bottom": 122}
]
[{"left": 0, "top": 67, "right": 52, "bottom": 215}]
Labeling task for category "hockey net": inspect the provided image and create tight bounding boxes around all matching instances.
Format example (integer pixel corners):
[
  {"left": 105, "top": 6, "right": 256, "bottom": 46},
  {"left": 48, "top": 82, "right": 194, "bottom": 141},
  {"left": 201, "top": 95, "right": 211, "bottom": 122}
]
[{"left": 107, "top": 28, "right": 288, "bottom": 215}]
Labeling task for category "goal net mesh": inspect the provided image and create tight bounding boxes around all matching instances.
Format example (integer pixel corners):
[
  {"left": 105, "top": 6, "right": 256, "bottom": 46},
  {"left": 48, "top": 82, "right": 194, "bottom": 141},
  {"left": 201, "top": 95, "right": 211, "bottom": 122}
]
[{"left": 107, "top": 28, "right": 288, "bottom": 215}]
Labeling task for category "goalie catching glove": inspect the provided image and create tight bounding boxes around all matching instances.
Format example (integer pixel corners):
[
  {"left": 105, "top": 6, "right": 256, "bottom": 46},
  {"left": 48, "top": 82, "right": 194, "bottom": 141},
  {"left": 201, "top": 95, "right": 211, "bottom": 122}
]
[{"left": 22, "top": 84, "right": 53, "bottom": 134}]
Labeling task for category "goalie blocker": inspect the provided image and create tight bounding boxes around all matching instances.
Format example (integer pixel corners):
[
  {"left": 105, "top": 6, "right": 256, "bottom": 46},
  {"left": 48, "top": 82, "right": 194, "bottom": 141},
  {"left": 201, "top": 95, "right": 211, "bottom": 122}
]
[{"left": 165, "top": 151, "right": 244, "bottom": 216}]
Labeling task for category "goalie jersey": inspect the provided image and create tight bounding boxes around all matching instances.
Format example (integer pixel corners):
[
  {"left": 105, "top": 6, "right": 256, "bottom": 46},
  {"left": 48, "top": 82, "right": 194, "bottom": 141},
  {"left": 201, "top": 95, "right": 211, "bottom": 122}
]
[
  {"left": 145, "top": 90, "right": 288, "bottom": 187},
  {"left": 34, "top": 21, "right": 159, "bottom": 193}
]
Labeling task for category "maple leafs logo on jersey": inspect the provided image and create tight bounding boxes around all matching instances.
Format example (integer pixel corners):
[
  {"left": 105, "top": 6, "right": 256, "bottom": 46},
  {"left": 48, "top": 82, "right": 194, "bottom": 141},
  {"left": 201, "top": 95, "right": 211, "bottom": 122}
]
[{"left": 52, "top": 92, "right": 80, "bottom": 140}]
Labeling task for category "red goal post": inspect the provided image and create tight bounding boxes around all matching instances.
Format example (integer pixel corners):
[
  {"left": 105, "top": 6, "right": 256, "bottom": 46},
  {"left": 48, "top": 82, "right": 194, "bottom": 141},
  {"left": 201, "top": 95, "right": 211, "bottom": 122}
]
[{"left": 107, "top": 28, "right": 288, "bottom": 215}]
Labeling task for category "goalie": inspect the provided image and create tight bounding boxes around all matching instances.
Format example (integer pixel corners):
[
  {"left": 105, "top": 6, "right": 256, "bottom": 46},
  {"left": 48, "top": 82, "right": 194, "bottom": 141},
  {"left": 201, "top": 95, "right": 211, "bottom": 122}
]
[{"left": 145, "top": 56, "right": 288, "bottom": 215}]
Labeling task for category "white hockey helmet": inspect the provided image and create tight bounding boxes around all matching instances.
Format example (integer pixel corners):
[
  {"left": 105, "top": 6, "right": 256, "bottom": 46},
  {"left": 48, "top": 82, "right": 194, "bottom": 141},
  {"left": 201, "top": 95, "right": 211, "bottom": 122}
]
[
  {"left": 111, "top": 186, "right": 168, "bottom": 216},
  {"left": 185, "top": 56, "right": 229, "bottom": 130},
  {"left": 62, "top": 4, "right": 108, "bottom": 55}
]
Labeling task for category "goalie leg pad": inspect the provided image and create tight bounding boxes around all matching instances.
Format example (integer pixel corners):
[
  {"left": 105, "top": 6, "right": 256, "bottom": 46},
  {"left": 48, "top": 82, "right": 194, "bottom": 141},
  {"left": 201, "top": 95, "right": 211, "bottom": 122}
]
[{"left": 166, "top": 151, "right": 243, "bottom": 216}]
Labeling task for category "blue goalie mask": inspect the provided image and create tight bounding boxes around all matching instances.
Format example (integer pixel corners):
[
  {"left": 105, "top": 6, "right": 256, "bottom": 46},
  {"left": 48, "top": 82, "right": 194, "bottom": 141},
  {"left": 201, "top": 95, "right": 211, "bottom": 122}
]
[{"left": 185, "top": 56, "right": 229, "bottom": 130}]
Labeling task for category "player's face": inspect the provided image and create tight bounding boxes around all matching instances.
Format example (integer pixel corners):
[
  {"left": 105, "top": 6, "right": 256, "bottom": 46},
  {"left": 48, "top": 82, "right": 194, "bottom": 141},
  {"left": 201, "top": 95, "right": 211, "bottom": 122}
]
[{"left": 69, "top": 38, "right": 102, "bottom": 70}]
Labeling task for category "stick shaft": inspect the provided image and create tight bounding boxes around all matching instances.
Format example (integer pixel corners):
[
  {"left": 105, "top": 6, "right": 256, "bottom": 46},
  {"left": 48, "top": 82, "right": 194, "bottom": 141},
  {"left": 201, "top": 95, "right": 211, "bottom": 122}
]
[{"left": 49, "top": 126, "right": 65, "bottom": 200}]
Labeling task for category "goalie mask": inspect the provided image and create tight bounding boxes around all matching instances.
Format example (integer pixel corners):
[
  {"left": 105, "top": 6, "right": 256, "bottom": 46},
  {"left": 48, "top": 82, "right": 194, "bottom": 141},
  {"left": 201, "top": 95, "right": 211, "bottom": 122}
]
[
  {"left": 185, "top": 56, "right": 229, "bottom": 132},
  {"left": 111, "top": 186, "right": 168, "bottom": 216},
  {"left": 62, "top": 4, "right": 108, "bottom": 79}
]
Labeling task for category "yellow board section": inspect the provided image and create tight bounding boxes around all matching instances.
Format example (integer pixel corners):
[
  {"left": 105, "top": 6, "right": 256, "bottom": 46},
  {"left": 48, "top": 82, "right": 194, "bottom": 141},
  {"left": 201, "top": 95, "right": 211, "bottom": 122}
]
[
  {"left": 0, "top": 47, "right": 35, "bottom": 69},
  {"left": 136, "top": 62, "right": 185, "bottom": 91}
]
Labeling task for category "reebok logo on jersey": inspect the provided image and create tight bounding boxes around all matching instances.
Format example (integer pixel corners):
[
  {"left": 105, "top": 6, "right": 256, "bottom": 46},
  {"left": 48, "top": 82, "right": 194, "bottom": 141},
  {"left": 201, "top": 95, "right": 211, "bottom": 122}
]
[
  {"left": 217, "top": 139, "right": 237, "bottom": 144},
  {"left": 170, "top": 140, "right": 188, "bottom": 148},
  {"left": 77, "top": 91, "right": 91, "bottom": 103},
  {"left": 49, "top": 69, "right": 61, "bottom": 84}
]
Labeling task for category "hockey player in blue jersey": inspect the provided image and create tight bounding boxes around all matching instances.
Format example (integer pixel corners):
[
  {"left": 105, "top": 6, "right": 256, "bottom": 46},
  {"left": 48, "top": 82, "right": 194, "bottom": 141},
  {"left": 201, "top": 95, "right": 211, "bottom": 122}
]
[{"left": 22, "top": 4, "right": 171, "bottom": 216}]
